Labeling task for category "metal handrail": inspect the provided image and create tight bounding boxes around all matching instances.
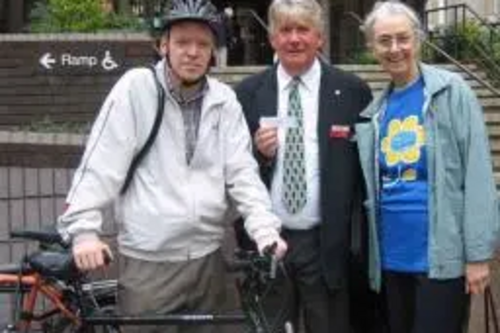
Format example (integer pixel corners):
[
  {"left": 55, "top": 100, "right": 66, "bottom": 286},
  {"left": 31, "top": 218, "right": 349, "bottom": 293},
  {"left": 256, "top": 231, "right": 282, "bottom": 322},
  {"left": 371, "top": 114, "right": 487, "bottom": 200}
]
[
  {"left": 240, "top": 8, "right": 269, "bottom": 34},
  {"left": 468, "top": 42, "right": 500, "bottom": 82},
  {"left": 340, "top": 11, "right": 370, "bottom": 63},
  {"left": 425, "top": 3, "right": 500, "bottom": 54},
  {"left": 344, "top": 11, "right": 364, "bottom": 28},
  {"left": 426, "top": 3, "right": 500, "bottom": 40},
  {"left": 423, "top": 41, "right": 500, "bottom": 96},
  {"left": 345, "top": 10, "right": 500, "bottom": 97},
  {"left": 424, "top": 3, "right": 500, "bottom": 95}
]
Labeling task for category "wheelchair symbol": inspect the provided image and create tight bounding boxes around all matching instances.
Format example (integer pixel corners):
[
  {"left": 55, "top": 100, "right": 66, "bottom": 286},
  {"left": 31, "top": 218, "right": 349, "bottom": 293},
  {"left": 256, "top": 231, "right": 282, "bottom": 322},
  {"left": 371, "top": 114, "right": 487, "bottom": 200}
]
[{"left": 101, "top": 51, "right": 119, "bottom": 71}]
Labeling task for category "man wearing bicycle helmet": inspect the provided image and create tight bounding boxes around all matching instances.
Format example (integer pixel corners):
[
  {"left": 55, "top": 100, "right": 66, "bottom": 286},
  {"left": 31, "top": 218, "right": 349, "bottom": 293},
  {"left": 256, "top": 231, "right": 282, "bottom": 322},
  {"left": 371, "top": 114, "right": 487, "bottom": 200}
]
[{"left": 58, "top": 0, "right": 287, "bottom": 332}]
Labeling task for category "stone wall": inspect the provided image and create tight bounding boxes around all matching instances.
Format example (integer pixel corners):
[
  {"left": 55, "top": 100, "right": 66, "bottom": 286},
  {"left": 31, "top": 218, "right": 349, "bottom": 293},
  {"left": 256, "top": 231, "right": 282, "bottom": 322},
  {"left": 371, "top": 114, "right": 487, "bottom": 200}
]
[{"left": 0, "top": 33, "right": 156, "bottom": 127}]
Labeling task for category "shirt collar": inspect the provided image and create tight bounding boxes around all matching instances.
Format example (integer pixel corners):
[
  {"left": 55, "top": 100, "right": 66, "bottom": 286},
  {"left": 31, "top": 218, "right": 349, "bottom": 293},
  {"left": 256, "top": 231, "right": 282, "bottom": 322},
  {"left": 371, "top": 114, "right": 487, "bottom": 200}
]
[{"left": 277, "top": 58, "right": 321, "bottom": 93}]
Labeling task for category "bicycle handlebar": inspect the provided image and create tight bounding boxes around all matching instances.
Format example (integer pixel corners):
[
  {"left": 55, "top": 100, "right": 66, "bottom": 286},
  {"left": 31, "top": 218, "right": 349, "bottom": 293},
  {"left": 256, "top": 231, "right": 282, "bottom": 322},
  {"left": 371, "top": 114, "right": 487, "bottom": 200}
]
[
  {"left": 228, "top": 247, "right": 279, "bottom": 281},
  {"left": 10, "top": 227, "right": 68, "bottom": 249}
]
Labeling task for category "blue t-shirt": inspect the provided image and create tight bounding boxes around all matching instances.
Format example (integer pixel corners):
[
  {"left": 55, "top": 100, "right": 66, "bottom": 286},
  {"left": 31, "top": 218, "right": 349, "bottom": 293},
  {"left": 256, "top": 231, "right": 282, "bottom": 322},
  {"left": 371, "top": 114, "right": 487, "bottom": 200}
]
[{"left": 378, "top": 76, "right": 429, "bottom": 273}]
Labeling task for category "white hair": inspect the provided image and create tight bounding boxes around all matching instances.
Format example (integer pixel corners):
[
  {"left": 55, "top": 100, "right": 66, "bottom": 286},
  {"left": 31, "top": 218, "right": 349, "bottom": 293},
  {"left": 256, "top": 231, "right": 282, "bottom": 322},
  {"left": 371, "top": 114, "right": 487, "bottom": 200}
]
[
  {"left": 268, "top": 0, "right": 325, "bottom": 34},
  {"left": 363, "top": 1, "right": 425, "bottom": 41}
]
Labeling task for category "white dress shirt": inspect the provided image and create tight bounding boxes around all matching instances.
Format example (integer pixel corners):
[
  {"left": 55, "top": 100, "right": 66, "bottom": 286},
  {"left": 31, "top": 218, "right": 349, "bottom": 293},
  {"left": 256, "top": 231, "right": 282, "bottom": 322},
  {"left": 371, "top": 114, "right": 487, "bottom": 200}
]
[{"left": 270, "top": 59, "right": 321, "bottom": 229}]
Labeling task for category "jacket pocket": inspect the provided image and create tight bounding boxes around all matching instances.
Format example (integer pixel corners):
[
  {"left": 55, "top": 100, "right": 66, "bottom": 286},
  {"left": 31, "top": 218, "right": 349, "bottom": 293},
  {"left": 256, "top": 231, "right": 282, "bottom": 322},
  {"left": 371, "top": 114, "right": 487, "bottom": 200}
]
[{"left": 436, "top": 191, "right": 464, "bottom": 261}]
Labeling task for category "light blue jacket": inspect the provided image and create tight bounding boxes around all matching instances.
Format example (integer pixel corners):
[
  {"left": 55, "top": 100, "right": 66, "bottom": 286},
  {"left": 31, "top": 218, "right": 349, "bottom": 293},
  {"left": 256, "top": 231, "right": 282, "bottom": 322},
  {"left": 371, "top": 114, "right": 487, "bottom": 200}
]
[{"left": 355, "top": 63, "right": 499, "bottom": 291}]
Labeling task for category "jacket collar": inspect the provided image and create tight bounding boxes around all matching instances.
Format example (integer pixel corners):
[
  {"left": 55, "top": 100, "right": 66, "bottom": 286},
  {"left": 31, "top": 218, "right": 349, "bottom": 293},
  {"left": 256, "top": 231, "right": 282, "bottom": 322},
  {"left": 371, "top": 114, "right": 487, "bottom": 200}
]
[
  {"left": 155, "top": 59, "right": 228, "bottom": 107},
  {"left": 360, "top": 63, "right": 452, "bottom": 119},
  {"left": 256, "top": 58, "right": 331, "bottom": 117}
]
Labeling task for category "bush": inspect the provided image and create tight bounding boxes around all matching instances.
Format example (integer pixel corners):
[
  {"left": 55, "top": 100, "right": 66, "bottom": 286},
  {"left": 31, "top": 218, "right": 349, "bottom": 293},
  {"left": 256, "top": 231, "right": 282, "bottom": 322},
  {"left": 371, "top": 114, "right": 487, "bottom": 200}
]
[
  {"left": 350, "top": 49, "right": 378, "bottom": 64},
  {"left": 427, "top": 19, "right": 497, "bottom": 62},
  {"left": 13, "top": 116, "right": 90, "bottom": 134},
  {"left": 29, "top": 0, "right": 145, "bottom": 33}
]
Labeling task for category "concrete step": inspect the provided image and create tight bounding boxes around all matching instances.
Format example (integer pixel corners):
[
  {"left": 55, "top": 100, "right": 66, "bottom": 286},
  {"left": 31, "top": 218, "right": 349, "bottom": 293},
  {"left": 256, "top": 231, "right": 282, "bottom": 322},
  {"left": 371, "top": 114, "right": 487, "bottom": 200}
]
[
  {"left": 495, "top": 173, "right": 500, "bottom": 184},
  {"left": 367, "top": 79, "right": 488, "bottom": 91},
  {"left": 216, "top": 64, "right": 492, "bottom": 90},
  {"left": 216, "top": 64, "right": 480, "bottom": 74},
  {"left": 356, "top": 70, "right": 489, "bottom": 82},
  {"left": 484, "top": 112, "right": 500, "bottom": 125},
  {"left": 488, "top": 139, "right": 500, "bottom": 153},
  {"left": 487, "top": 125, "right": 500, "bottom": 137}
]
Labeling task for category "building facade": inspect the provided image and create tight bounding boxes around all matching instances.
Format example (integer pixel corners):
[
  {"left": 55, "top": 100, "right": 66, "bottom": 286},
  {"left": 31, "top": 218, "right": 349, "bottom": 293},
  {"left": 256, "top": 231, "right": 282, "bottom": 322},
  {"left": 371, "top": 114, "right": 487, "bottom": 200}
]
[
  {"left": 7, "top": 0, "right": 497, "bottom": 63},
  {"left": 426, "top": 0, "right": 500, "bottom": 30}
]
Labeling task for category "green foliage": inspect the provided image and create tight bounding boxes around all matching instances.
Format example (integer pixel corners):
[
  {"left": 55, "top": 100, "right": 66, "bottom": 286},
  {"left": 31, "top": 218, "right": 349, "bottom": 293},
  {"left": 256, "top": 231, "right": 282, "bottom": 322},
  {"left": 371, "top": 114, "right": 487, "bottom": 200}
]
[
  {"left": 29, "top": 0, "right": 145, "bottom": 33},
  {"left": 347, "top": 49, "right": 378, "bottom": 64},
  {"left": 426, "top": 19, "right": 500, "bottom": 86},
  {"left": 428, "top": 19, "right": 497, "bottom": 62},
  {"left": 14, "top": 116, "right": 90, "bottom": 134}
]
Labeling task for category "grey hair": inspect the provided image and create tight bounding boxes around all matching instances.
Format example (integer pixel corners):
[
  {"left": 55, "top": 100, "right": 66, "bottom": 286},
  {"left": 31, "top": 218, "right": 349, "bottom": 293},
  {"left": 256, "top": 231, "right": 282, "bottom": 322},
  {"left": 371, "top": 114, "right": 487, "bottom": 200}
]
[
  {"left": 363, "top": 1, "right": 425, "bottom": 42},
  {"left": 268, "top": 0, "right": 325, "bottom": 34}
]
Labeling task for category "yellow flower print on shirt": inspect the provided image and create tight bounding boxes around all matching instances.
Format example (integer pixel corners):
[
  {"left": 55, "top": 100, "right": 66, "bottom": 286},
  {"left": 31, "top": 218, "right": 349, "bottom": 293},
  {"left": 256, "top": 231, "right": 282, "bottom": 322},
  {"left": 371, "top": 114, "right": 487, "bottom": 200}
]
[{"left": 381, "top": 115, "right": 425, "bottom": 167}]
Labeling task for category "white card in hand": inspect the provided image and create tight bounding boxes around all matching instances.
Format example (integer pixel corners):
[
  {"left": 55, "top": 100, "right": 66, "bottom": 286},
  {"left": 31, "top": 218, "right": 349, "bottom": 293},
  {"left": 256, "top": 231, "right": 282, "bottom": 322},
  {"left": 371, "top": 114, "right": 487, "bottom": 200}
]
[
  {"left": 259, "top": 116, "right": 280, "bottom": 128},
  {"left": 260, "top": 116, "right": 298, "bottom": 128}
]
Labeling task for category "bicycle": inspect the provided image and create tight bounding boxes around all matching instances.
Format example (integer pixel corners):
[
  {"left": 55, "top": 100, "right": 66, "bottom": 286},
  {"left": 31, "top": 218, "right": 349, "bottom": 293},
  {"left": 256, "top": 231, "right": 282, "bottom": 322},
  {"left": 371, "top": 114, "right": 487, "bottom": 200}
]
[
  {"left": 0, "top": 228, "right": 293, "bottom": 333},
  {"left": 83, "top": 245, "right": 293, "bottom": 333},
  {"left": 0, "top": 228, "right": 119, "bottom": 333}
]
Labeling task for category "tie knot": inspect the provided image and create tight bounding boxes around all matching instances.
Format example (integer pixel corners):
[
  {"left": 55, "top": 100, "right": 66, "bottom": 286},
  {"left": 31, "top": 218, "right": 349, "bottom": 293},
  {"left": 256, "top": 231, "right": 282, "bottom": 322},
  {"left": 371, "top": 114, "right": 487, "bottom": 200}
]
[{"left": 290, "top": 77, "right": 301, "bottom": 90}]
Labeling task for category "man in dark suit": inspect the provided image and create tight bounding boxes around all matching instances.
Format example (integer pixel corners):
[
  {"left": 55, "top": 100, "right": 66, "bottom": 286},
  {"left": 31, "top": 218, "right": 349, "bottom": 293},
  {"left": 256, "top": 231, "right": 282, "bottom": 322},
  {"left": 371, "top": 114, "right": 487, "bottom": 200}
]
[{"left": 234, "top": 0, "right": 375, "bottom": 332}]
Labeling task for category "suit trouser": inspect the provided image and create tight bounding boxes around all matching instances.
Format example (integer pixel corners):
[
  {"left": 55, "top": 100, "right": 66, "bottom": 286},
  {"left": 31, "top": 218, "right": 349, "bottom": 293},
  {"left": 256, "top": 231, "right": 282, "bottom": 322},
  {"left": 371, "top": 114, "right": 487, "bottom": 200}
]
[
  {"left": 262, "top": 227, "right": 349, "bottom": 333},
  {"left": 117, "top": 250, "right": 226, "bottom": 333},
  {"left": 383, "top": 271, "right": 470, "bottom": 333}
]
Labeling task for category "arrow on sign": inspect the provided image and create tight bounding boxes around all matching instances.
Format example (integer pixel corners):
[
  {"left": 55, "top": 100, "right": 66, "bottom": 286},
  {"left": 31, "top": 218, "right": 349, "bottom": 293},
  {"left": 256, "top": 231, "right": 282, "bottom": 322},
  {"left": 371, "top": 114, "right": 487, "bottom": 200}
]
[{"left": 39, "top": 53, "right": 56, "bottom": 69}]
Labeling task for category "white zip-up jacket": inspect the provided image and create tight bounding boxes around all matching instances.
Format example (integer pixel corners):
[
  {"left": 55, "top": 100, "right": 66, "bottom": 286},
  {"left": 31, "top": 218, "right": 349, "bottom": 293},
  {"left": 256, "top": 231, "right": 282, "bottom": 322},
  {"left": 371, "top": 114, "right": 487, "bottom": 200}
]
[{"left": 58, "top": 61, "right": 281, "bottom": 261}]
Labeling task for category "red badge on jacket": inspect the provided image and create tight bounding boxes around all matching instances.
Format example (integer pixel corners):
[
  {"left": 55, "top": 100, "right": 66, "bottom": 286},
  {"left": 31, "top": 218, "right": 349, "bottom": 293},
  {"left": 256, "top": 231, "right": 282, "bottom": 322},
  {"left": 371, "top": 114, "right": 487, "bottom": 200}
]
[{"left": 329, "top": 125, "right": 351, "bottom": 139}]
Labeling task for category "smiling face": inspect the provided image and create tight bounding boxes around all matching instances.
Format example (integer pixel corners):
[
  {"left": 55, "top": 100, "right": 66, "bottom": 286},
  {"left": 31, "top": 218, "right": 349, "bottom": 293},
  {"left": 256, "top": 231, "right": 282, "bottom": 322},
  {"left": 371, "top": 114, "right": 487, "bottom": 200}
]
[
  {"left": 164, "top": 21, "right": 215, "bottom": 87},
  {"left": 369, "top": 13, "right": 420, "bottom": 87},
  {"left": 269, "top": 15, "right": 324, "bottom": 77}
]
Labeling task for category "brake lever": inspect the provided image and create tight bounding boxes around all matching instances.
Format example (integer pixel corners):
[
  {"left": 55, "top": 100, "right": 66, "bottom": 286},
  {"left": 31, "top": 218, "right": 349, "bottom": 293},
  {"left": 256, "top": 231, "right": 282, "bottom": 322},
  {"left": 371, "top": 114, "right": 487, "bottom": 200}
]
[
  {"left": 262, "top": 242, "right": 278, "bottom": 279},
  {"left": 103, "top": 250, "right": 113, "bottom": 266}
]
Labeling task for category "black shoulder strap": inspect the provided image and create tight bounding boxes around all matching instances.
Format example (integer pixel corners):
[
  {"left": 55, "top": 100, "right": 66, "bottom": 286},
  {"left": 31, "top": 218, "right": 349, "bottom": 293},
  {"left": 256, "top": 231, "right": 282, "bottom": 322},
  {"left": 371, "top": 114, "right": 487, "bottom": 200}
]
[{"left": 120, "top": 64, "right": 166, "bottom": 195}]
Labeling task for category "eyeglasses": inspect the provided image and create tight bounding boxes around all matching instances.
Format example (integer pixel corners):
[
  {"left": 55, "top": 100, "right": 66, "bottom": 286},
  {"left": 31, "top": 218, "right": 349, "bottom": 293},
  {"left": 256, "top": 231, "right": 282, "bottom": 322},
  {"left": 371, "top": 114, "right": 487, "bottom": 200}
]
[{"left": 373, "top": 33, "right": 415, "bottom": 50}]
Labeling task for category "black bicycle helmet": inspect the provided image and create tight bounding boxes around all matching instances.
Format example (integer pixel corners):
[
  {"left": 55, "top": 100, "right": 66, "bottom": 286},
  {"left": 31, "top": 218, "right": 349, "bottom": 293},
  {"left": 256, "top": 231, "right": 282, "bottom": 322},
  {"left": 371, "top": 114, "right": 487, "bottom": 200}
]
[{"left": 162, "top": 0, "right": 220, "bottom": 36}]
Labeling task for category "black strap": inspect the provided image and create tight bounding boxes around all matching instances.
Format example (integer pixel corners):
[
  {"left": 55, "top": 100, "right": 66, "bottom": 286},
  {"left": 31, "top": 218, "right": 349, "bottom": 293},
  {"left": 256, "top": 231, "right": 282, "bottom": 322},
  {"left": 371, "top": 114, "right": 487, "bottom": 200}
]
[{"left": 120, "top": 65, "right": 166, "bottom": 195}]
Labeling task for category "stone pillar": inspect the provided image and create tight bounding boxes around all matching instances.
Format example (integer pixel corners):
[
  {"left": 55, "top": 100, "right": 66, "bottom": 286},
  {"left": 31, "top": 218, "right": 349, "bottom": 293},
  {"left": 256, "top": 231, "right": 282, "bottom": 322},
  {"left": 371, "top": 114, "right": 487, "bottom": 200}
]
[
  {"left": 319, "top": 0, "right": 331, "bottom": 59},
  {"left": 7, "top": 0, "right": 24, "bottom": 32}
]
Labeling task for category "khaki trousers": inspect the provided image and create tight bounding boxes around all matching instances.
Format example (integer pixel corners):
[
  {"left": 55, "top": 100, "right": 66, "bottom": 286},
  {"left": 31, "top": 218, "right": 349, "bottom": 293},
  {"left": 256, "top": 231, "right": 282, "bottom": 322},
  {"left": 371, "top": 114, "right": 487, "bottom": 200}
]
[{"left": 117, "top": 250, "right": 227, "bottom": 333}]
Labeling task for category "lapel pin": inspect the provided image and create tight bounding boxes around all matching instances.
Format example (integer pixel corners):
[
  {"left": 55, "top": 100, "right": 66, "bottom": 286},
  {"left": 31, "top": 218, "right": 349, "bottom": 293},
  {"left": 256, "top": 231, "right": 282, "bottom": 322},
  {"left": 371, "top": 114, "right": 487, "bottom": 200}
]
[{"left": 334, "top": 90, "right": 341, "bottom": 96}]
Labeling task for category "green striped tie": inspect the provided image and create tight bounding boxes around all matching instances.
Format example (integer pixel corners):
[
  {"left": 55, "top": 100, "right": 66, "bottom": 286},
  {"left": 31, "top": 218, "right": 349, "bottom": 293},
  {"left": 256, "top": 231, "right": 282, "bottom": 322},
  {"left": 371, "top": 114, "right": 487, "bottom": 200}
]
[{"left": 282, "top": 77, "right": 307, "bottom": 214}]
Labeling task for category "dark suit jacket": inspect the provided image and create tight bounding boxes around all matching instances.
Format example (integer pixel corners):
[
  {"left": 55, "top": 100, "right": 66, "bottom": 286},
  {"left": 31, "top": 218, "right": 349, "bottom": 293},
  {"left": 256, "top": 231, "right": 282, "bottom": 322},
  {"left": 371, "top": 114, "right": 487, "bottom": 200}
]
[{"left": 234, "top": 61, "right": 373, "bottom": 290}]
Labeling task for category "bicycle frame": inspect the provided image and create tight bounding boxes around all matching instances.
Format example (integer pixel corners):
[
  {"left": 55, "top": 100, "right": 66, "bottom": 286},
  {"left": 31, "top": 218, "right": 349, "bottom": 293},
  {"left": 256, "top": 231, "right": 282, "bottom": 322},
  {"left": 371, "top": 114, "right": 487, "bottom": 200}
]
[
  {"left": 1, "top": 227, "right": 286, "bottom": 333},
  {"left": 0, "top": 271, "right": 80, "bottom": 331},
  {"left": 85, "top": 313, "right": 246, "bottom": 325},
  {"left": 76, "top": 251, "right": 282, "bottom": 333}
]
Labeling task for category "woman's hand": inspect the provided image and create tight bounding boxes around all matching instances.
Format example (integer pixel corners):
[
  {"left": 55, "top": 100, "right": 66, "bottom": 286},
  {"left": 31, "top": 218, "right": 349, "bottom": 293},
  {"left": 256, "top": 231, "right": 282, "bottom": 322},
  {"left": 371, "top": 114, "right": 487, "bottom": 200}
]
[{"left": 466, "top": 261, "right": 490, "bottom": 295}]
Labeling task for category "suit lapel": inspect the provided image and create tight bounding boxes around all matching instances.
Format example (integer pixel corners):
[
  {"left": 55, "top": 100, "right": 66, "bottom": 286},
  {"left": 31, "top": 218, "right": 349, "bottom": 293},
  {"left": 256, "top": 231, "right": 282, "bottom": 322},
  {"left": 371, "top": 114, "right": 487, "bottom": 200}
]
[
  {"left": 255, "top": 69, "right": 279, "bottom": 118},
  {"left": 317, "top": 64, "right": 341, "bottom": 160}
]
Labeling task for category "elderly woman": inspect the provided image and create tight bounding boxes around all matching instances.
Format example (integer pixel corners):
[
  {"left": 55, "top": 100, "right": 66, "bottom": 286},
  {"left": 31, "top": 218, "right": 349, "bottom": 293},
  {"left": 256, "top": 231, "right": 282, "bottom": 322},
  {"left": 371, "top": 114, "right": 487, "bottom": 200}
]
[{"left": 355, "top": 2, "right": 499, "bottom": 333}]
